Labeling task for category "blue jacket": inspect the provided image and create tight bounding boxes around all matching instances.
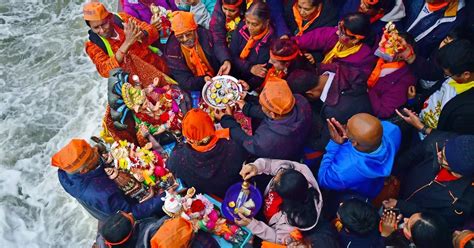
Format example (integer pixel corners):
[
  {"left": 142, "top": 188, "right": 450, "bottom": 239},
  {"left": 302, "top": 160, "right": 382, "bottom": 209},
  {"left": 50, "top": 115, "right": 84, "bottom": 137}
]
[
  {"left": 318, "top": 121, "right": 401, "bottom": 198},
  {"left": 58, "top": 160, "right": 164, "bottom": 221},
  {"left": 404, "top": 0, "right": 466, "bottom": 58}
]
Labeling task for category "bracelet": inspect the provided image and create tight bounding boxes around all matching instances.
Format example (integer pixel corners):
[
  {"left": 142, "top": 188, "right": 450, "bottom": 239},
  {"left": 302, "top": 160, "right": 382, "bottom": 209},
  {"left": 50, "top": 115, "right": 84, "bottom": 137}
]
[{"left": 420, "top": 125, "right": 428, "bottom": 135}]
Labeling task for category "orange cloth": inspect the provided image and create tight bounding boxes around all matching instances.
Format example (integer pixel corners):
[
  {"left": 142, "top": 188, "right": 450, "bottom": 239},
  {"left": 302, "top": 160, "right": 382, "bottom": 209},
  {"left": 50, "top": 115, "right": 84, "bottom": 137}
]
[
  {"left": 223, "top": 0, "right": 243, "bottom": 9},
  {"left": 83, "top": 1, "right": 110, "bottom": 21},
  {"left": 259, "top": 77, "right": 295, "bottom": 115},
  {"left": 367, "top": 58, "right": 405, "bottom": 88},
  {"left": 292, "top": 2, "right": 321, "bottom": 36},
  {"left": 239, "top": 26, "right": 270, "bottom": 59},
  {"left": 259, "top": 66, "right": 286, "bottom": 91},
  {"left": 170, "top": 11, "right": 198, "bottom": 35},
  {"left": 51, "top": 139, "right": 99, "bottom": 174},
  {"left": 181, "top": 41, "right": 215, "bottom": 77},
  {"left": 85, "top": 13, "right": 163, "bottom": 78},
  {"left": 182, "top": 109, "right": 230, "bottom": 152},
  {"left": 427, "top": 1, "right": 449, "bottom": 12}
]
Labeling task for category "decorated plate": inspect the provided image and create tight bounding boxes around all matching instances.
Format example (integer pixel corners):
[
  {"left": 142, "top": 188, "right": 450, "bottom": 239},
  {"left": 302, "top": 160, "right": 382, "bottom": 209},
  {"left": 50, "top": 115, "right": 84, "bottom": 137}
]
[{"left": 202, "top": 75, "right": 242, "bottom": 109}]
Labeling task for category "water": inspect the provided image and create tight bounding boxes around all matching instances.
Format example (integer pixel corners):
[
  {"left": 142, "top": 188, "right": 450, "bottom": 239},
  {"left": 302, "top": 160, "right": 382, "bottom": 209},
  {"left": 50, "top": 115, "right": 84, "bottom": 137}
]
[{"left": 0, "top": 0, "right": 117, "bottom": 247}]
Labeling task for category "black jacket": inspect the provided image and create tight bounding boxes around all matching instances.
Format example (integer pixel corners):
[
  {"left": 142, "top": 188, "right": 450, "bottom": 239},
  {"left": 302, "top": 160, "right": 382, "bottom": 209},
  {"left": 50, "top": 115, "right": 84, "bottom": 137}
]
[{"left": 397, "top": 146, "right": 474, "bottom": 230}]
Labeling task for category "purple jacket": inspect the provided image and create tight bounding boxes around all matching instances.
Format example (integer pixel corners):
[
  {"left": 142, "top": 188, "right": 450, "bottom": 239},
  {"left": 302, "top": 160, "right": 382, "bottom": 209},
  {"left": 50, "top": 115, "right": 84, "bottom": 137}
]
[
  {"left": 164, "top": 27, "right": 222, "bottom": 91},
  {"left": 229, "top": 22, "right": 276, "bottom": 88},
  {"left": 296, "top": 26, "right": 377, "bottom": 76},
  {"left": 220, "top": 94, "right": 312, "bottom": 161},
  {"left": 368, "top": 65, "right": 416, "bottom": 119},
  {"left": 123, "top": 0, "right": 177, "bottom": 23}
]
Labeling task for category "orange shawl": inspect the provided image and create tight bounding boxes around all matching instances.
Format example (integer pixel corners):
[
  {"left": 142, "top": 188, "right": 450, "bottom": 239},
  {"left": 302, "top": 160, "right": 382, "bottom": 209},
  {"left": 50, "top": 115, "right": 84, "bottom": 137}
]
[
  {"left": 239, "top": 26, "right": 270, "bottom": 59},
  {"left": 181, "top": 41, "right": 215, "bottom": 77},
  {"left": 292, "top": 3, "right": 321, "bottom": 36},
  {"left": 367, "top": 58, "right": 405, "bottom": 88}
]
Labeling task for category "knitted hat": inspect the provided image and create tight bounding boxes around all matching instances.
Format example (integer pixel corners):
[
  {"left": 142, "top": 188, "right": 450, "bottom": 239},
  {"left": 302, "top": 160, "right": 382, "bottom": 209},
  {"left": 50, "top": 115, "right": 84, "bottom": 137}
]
[
  {"left": 51, "top": 139, "right": 99, "bottom": 174},
  {"left": 445, "top": 135, "right": 474, "bottom": 177},
  {"left": 259, "top": 77, "right": 295, "bottom": 115},
  {"left": 83, "top": 1, "right": 110, "bottom": 21},
  {"left": 170, "top": 11, "right": 197, "bottom": 35}
]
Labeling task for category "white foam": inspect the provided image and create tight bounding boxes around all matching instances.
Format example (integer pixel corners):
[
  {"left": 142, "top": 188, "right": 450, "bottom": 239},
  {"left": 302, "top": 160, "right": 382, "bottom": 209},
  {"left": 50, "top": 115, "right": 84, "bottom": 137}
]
[{"left": 0, "top": 0, "right": 116, "bottom": 246}]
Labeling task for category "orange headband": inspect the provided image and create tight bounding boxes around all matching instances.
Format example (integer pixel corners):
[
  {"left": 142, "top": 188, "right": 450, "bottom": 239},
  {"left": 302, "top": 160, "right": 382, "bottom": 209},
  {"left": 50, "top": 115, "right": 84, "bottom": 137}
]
[
  {"left": 104, "top": 212, "right": 135, "bottom": 247},
  {"left": 340, "top": 21, "right": 365, "bottom": 40},
  {"left": 363, "top": 0, "right": 379, "bottom": 6},
  {"left": 222, "top": 0, "right": 243, "bottom": 10},
  {"left": 270, "top": 50, "right": 300, "bottom": 61},
  {"left": 459, "top": 233, "right": 474, "bottom": 248}
]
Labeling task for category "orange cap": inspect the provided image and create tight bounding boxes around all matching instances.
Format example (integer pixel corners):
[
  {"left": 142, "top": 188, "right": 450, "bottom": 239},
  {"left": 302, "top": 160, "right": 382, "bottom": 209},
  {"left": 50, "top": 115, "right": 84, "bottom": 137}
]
[
  {"left": 259, "top": 77, "right": 295, "bottom": 115},
  {"left": 170, "top": 11, "right": 198, "bottom": 35},
  {"left": 83, "top": 1, "right": 111, "bottom": 21},
  {"left": 182, "top": 109, "right": 215, "bottom": 142},
  {"left": 51, "top": 139, "right": 99, "bottom": 174}
]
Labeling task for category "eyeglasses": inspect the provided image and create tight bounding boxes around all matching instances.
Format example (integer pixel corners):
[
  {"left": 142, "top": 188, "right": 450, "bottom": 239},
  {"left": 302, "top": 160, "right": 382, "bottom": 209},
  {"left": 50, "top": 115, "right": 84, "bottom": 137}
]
[
  {"left": 337, "top": 21, "right": 365, "bottom": 40},
  {"left": 435, "top": 142, "right": 450, "bottom": 169}
]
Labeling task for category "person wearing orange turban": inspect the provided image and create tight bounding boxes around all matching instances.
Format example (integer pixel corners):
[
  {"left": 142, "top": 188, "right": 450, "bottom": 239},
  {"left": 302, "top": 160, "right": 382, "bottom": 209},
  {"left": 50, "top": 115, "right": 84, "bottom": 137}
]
[
  {"left": 83, "top": 1, "right": 168, "bottom": 78},
  {"left": 166, "top": 109, "right": 248, "bottom": 198},
  {"left": 216, "top": 78, "right": 312, "bottom": 160},
  {"left": 164, "top": 11, "right": 231, "bottom": 91},
  {"left": 52, "top": 139, "right": 165, "bottom": 221}
]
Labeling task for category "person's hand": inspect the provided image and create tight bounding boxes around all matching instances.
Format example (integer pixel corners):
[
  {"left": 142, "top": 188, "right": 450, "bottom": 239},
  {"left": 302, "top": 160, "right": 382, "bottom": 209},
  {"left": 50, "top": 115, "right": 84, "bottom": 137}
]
[
  {"left": 380, "top": 210, "right": 400, "bottom": 237},
  {"left": 213, "top": 105, "right": 233, "bottom": 121},
  {"left": 382, "top": 198, "right": 398, "bottom": 209},
  {"left": 150, "top": 18, "right": 162, "bottom": 31},
  {"left": 280, "top": 34, "right": 289, "bottom": 39},
  {"left": 204, "top": 75, "right": 212, "bottom": 83},
  {"left": 218, "top": 61, "right": 232, "bottom": 75},
  {"left": 238, "top": 79, "right": 250, "bottom": 91},
  {"left": 327, "top": 117, "right": 347, "bottom": 144},
  {"left": 240, "top": 163, "right": 258, "bottom": 180},
  {"left": 234, "top": 213, "right": 252, "bottom": 226},
  {"left": 395, "top": 36, "right": 416, "bottom": 64},
  {"left": 250, "top": 64, "right": 268, "bottom": 78},
  {"left": 236, "top": 99, "right": 246, "bottom": 110},
  {"left": 304, "top": 53, "right": 316, "bottom": 64},
  {"left": 395, "top": 108, "right": 424, "bottom": 130},
  {"left": 124, "top": 20, "right": 144, "bottom": 46},
  {"left": 407, "top": 86, "right": 416, "bottom": 100}
]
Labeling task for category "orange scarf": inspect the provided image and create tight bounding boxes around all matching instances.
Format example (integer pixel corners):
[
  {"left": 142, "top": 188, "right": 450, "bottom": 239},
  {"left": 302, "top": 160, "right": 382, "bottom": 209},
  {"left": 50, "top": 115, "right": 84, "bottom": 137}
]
[
  {"left": 190, "top": 129, "right": 230, "bottom": 152},
  {"left": 180, "top": 41, "right": 215, "bottom": 77},
  {"left": 292, "top": 3, "right": 321, "bottom": 36},
  {"left": 258, "top": 67, "right": 286, "bottom": 91},
  {"left": 239, "top": 26, "right": 270, "bottom": 59},
  {"left": 246, "top": 0, "right": 254, "bottom": 9},
  {"left": 367, "top": 58, "right": 405, "bottom": 88},
  {"left": 427, "top": 1, "right": 449, "bottom": 12}
]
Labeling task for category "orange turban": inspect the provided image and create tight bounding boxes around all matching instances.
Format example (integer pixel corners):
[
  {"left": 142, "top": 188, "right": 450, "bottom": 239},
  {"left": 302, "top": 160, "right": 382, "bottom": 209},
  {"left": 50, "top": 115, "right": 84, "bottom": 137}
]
[
  {"left": 259, "top": 77, "right": 295, "bottom": 115},
  {"left": 182, "top": 109, "right": 230, "bottom": 152},
  {"left": 170, "top": 11, "right": 198, "bottom": 36},
  {"left": 83, "top": 1, "right": 111, "bottom": 21},
  {"left": 51, "top": 139, "right": 99, "bottom": 174}
]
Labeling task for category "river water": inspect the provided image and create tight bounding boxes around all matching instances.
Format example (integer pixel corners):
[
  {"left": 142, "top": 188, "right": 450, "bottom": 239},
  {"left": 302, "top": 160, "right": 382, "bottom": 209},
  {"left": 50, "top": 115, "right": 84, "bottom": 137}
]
[{"left": 0, "top": 0, "right": 116, "bottom": 247}]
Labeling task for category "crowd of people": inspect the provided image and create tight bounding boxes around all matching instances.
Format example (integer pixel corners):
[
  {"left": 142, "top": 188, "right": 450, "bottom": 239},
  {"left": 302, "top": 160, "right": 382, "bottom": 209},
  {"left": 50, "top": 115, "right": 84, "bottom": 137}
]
[{"left": 51, "top": 0, "right": 474, "bottom": 247}]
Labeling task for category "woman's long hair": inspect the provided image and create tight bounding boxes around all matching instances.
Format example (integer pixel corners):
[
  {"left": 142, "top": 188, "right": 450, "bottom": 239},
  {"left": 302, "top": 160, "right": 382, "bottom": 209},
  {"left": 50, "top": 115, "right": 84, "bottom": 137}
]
[{"left": 274, "top": 169, "right": 319, "bottom": 229}]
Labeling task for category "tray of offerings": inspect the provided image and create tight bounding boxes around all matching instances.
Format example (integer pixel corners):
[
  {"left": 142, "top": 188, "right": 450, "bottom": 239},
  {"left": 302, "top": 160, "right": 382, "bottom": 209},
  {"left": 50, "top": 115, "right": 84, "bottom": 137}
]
[{"left": 202, "top": 75, "right": 242, "bottom": 109}]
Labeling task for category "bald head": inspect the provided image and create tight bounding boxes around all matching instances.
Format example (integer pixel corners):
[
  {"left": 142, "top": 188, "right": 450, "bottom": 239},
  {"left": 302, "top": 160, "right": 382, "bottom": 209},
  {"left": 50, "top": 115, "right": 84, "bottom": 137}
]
[{"left": 347, "top": 113, "right": 383, "bottom": 152}]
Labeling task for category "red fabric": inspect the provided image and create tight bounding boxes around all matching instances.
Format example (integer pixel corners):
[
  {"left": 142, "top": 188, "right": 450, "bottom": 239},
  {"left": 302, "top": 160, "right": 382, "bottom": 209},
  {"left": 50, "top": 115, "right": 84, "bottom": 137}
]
[
  {"left": 435, "top": 168, "right": 460, "bottom": 182},
  {"left": 263, "top": 191, "right": 283, "bottom": 221}
]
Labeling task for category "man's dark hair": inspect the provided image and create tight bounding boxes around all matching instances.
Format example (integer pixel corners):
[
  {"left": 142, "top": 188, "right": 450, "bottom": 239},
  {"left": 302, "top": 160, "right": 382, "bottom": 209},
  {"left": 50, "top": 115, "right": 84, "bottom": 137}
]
[
  {"left": 99, "top": 212, "right": 134, "bottom": 247},
  {"left": 342, "top": 12, "right": 374, "bottom": 45},
  {"left": 411, "top": 212, "right": 452, "bottom": 248},
  {"left": 437, "top": 39, "right": 474, "bottom": 75},
  {"left": 338, "top": 198, "right": 379, "bottom": 236}
]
